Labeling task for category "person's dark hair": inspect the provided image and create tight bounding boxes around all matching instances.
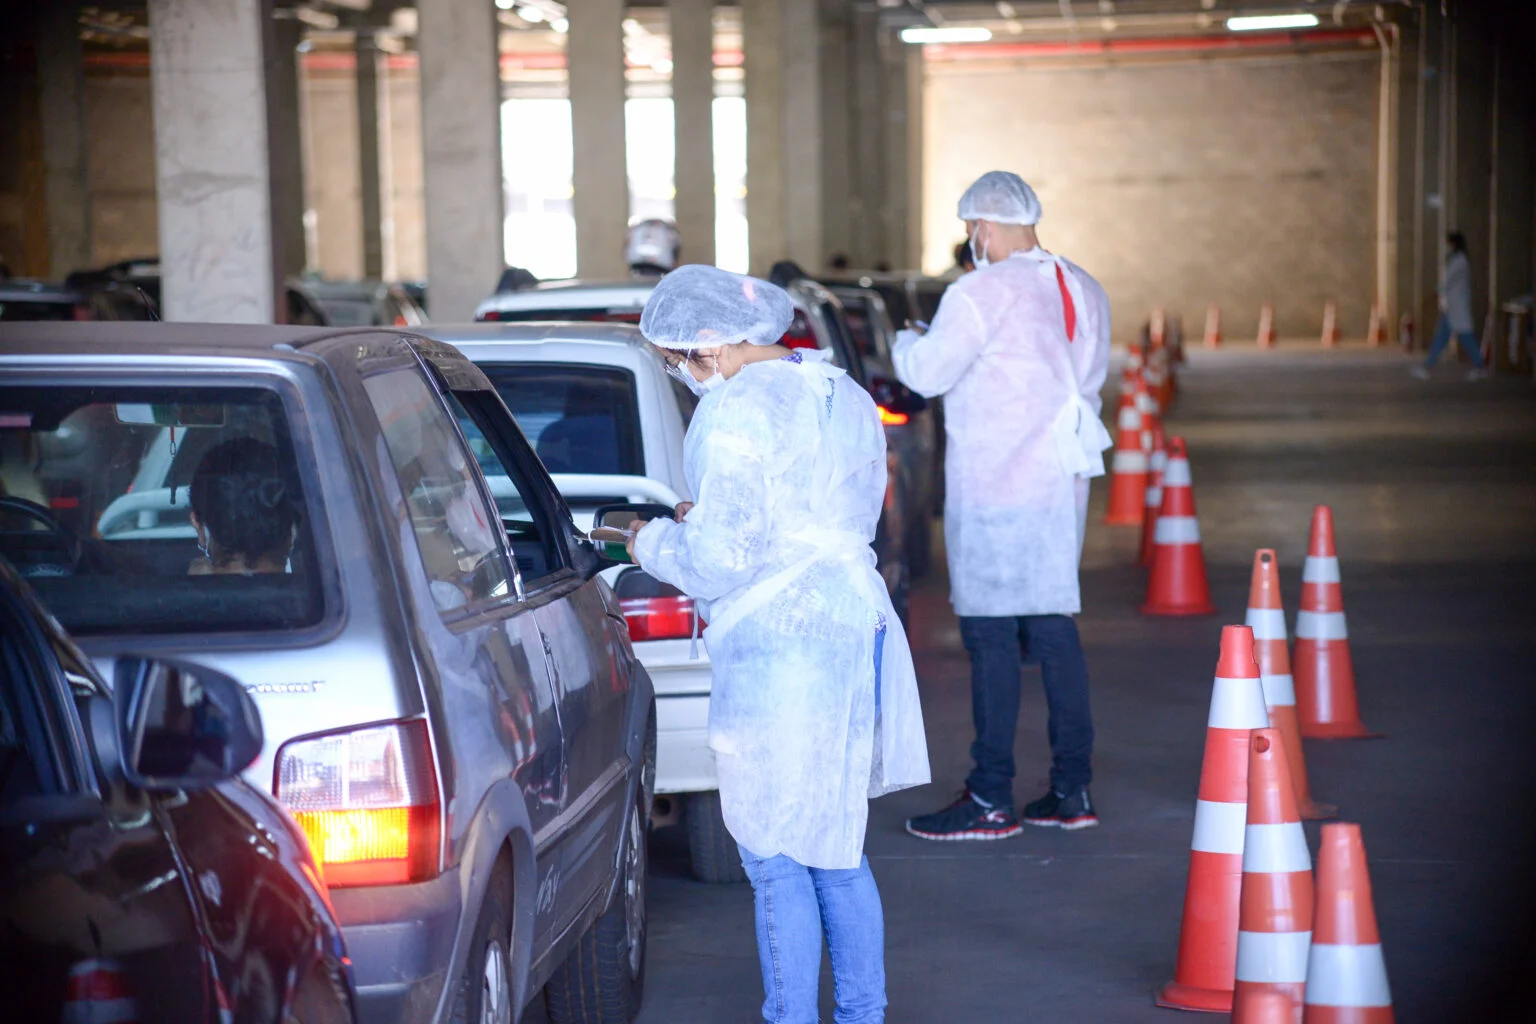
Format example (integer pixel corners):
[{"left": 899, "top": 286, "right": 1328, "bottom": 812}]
[
  {"left": 768, "top": 260, "right": 809, "bottom": 288},
  {"left": 1447, "top": 231, "right": 1467, "bottom": 254},
  {"left": 190, "top": 438, "right": 297, "bottom": 568},
  {"left": 953, "top": 240, "right": 976, "bottom": 271}
]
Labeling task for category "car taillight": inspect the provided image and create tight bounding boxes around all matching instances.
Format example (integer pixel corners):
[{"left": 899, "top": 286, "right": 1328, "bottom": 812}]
[
  {"left": 780, "top": 310, "right": 819, "bottom": 350},
  {"left": 276, "top": 721, "right": 440, "bottom": 888},
  {"left": 613, "top": 567, "right": 701, "bottom": 642},
  {"left": 877, "top": 406, "right": 908, "bottom": 426},
  {"left": 478, "top": 310, "right": 502, "bottom": 321}
]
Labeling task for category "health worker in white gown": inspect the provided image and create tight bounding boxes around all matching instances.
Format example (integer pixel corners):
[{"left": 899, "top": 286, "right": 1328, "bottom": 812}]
[
  {"left": 896, "top": 171, "right": 1113, "bottom": 842},
  {"left": 627, "top": 265, "right": 929, "bottom": 1024}
]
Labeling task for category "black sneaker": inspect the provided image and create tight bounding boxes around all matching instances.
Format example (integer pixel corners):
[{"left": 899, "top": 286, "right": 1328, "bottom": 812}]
[
  {"left": 905, "top": 791, "right": 1023, "bottom": 841},
  {"left": 1022, "top": 787, "right": 1099, "bottom": 830}
]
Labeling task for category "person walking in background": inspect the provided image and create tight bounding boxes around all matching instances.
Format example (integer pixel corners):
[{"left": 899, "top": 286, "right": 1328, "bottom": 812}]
[
  {"left": 895, "top": 171, "right": 1112, "bottom": 840},
  {"left": 627, "top": 266, "right": 930, "bottom": 1024},
  {"left": 1414, "top": 231, "right": 1488, "bottom": 381}
]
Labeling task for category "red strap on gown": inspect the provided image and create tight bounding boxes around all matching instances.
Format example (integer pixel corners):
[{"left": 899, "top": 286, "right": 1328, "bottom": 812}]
[{"left": 1055, "top": 262, "right": 1077, "bottom": 342}]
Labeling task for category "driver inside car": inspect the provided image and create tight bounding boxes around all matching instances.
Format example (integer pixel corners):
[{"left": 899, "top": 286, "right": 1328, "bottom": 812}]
[{"left": 187, "top": 437, "right": 297, "bottom": 576}]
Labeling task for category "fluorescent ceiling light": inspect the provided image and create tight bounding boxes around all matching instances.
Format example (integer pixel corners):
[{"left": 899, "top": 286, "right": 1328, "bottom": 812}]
[
  {"left": 1226, "top": 13, "right": 1320, "bottom": 31},
  {"left": 900, "top": 26, "right": 993, "bottom": 44}
]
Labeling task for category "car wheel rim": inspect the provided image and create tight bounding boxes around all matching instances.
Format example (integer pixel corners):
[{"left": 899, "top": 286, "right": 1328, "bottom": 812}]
[
  {"left": 481, "top": 937, "right": 509, "bottom": 1024},
  {"left": 624, "top": 803, "right": 646, "bottom": 977}
]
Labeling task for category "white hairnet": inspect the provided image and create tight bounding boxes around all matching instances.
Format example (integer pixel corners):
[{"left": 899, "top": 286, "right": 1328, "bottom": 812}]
[
  {"left": 640, "top": 265, "right": 794, "bottom": 350},
  {"left": 957, "top": 171, "right": 1043, "bottom": 226},
  {"left": 625, "top": 218, "right": 679, "bottom": 271}
]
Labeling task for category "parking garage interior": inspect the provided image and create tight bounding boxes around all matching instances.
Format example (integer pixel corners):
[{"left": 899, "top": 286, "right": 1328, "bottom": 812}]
[{"left": 3, "top": 1, "right": 1536, "bottom": 1022}]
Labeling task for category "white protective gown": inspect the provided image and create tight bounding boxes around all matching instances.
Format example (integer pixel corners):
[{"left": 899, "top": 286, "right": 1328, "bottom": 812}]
[
  {"left": 893, "top": 247, "right": 1112, "bottom": 618},
  {"left": 1439, "top": 250, "right": 1475, "bottom": 333},
  {"left": 634, "top": 349, "right": 930, "bottom": 870}
]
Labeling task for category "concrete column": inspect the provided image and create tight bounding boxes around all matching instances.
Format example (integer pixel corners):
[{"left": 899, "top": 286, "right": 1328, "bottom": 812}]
[
  {"left": 848, "top": 5, "right": 885, "bottom": 268},
  {"left": 882, "top": 30, "right": 922, "bottom": 272},
  {"left": 743, "top": 0, "right": 786, "bottom": 273},
  {"left": 148, "top": 0, "right": 282, "bottom": 323},
  {"left": 268, "top": 14, "right": 306, "bottom": 283},
  {"left": 37, "top": 2, "right": 92, "bottom": 278},
  {"left": 743, "top": 0, "right": 821, "bottom": 274},
  {"left": 569, "top": 0, "right": 629, "bottom": 279},
  {"left": 670, "top": 0, "right": 716, "bottom": 266},
  {"left": 418, "top": 0, "right": 503, "bottom": 321},
  {"left": 818, "top": 0, "right": 852, "bottom": 266},
  {"left": 356, "top": 32, "right": 385, "bottom": 280},
  {"left": 1374, "top": 23, "right": 1401, "bottom": 329}
]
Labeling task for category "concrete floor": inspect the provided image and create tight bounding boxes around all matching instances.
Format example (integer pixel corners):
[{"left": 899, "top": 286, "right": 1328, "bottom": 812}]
[{"left": 533, "top": 347, "right": 1536, "bottom": 1023}]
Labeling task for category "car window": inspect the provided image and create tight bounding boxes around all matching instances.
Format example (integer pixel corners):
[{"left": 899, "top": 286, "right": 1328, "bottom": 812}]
[
  {"left": 317, "top": 298, "right": 375, "bottom": 326},
  {"left": 477, "top": 364, "right": 645, "bottom": 477},
  {"left": 0, "top": 296, "right": 80, "bottom": 321},
  {"left": 480, "top": 307, "right": 642, "bottom": 325},
  {"left": 446, "top": 391, "right": 564, "bottom": 587},
  {"left": 842, "top": 301, "right": 879, "bottom": 361},
  {"left": 0, "top": 628, "right": 51, "bottom": 803},
  {"left": 0, "top": 385, "right": 325, "bottom": 636},
  {"left": 362, "top": 368, "right": 512, "bottom": 614}
]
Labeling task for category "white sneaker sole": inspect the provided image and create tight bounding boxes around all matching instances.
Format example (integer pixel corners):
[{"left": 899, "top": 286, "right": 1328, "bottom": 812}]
[
  {"left": 1024, "top": 816, "right": 1100, "bottom": 831},
  {"left": 905, "top": 823, "right": 1024, "bottom": 841}
]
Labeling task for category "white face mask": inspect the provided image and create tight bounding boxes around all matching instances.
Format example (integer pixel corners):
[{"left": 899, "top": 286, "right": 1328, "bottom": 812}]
[
  {"left": 969, "top": 225, "right": 991, "bottom": 269},
  {"left": 666, "top": 353, "right": 725, "bottom": 397}
]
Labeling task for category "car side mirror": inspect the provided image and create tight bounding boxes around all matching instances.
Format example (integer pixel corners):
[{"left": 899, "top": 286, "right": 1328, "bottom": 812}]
[
  {"left": 581, "top": 502, "right": 680, "bottom": 569},
  {"left": 870, "top": 376, "right": 927, "bottom": 416},
  {"left": 114, "top": 656, "right": 263, "bottom": 791}
]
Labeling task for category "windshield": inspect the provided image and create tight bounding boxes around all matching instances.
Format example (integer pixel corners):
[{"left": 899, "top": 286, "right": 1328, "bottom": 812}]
[
  {"left": 477, "top": 363, "right": 645, "bottom": 477},
  {"left": 317, "top": 297, "right": 375, "bottom": 326},
  {"left": 0, "top": 384, "right": 324, "bottom": 635}
]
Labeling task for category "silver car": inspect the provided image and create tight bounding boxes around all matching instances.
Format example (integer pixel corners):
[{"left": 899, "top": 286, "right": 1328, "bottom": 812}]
[{"left": 0, "top": 321, "right": 655, "bottom": 1024}]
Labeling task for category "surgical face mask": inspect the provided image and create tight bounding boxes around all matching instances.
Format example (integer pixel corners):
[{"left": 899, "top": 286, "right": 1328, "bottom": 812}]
[
  {"left": 969, "top": 225, "right": 991, "bottom": 269},
  {"left": 665, "top": 353, "right": 724, "bottom": 397}
]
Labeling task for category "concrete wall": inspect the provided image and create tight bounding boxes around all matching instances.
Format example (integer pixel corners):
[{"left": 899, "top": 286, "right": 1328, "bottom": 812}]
[
  {"left": 84, "top": 73, "right": 158, "bottom": 266},
  {"left": 300, "top": 68, "right": 363, "bottom": 279},
  {"left": 924, "top": 50, "right": 1382, "bottom": 339}
]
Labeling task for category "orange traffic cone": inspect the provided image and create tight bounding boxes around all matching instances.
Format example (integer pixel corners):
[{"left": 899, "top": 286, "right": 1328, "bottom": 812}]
[
  {"left": 1203, "top": 304, "right": 1223, "bottom": 349},
  {"left": 1303, "top": 824, "right": 1394, "bottom": 1023},
  {"left": 1232, "top": 729, "right": 1313, "bottom": 1022},
  {"left": 1320, "top": 301, "right": 1339, "bottom": 348},
  {"left": 1246, "top": 550, "right": 1334, "bottom": 819},
  {"left": 1134, "top": 369, "right": 1161, "bottom": 424},
  {"left": 1294, "top": 506, "right": 1379, "bottom": 739},
  {"left": 1365, "top": 304, "right": 1385, "bottom": 347},
  {"left": 1257, "top": 303, "right": 1276, "bottom": 349},
  {"left": 1105, "top": 380, "right": 1151, "bottom": 526},
  {"left": 1243, "top": 992, "right": 1300, "bottom": 1024},
  {"left": 1139, "top": 423, "right": 1167, "bottom": 567},
  {"left": 1142, "top": 436, "right": 1215, "bottom": 615},
  {"left": 1157, "top": 625, "right": 1271, "bottom": 1013}
]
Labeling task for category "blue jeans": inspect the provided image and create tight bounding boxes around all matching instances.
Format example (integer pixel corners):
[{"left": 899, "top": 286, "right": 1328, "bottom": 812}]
[
  {"left": 961, "top": 614, "right": 1094, "bottom": 806},
  {"left": 1424, "top": 313, "right": 1485, "bottom": 368},
  {"left": 737, "top": 846, "right": 887, "bottom": 1024}
]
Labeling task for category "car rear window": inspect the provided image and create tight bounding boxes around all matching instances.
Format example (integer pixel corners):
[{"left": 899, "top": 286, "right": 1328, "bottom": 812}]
[
  {"left": 0, "top": 297, "right": 79, "bottom": 322},
  {"left": 479, "top": 307, "right": 643, "bottom": 325},
  {"left": 477, "top": 363, "right": 645, "bottom": 477},
  {"left": 0, "top": 385, "right": 324, "bottom": 636},
  {"left": 317, "top": 298, "right": 375, "bottom": 326}
]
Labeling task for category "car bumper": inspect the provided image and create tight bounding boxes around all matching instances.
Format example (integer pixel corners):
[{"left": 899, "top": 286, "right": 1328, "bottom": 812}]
[
  {"left": 329, "top": 866, "right": 463, "bottom": 1024},
  {"left": 637, "top": 639, "right": 716, "bottom": 793}
]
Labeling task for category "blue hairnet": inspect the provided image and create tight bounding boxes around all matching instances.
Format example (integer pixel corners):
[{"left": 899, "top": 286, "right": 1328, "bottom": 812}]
[
  {"left": 957, "top": 171, "right": 1042, "bottom": 226},
  {"left": 640, "top": 265, "right": 795, "bottom": 350}
]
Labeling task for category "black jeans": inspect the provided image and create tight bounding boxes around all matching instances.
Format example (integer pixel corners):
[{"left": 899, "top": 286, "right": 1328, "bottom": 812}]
[{"left": 960, "top": 614, "right": 1094, "bottom": 808}]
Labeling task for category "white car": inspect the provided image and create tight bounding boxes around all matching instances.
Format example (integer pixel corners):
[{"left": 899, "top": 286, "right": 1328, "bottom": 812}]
[{"left": 429, "top": 321, "right": 749, "bottom": 882}]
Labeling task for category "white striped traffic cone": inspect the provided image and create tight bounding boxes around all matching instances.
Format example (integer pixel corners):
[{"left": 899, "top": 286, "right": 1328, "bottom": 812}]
[
  {"left": 1246, "top": 549, "right": 1334, "bottom": 819},
  {"left": 1157, "top": 625, "right": 1272, "bottom": 1013},
  {"left": 1303, "top": 824, "right": 1394, "bottom": 1023},
  {"left": 1232, "top": 729, "right": 1313, "bottom": 1022},
  {"left": 1294, "top": 506, "right": 1379, "bottom": 739}
]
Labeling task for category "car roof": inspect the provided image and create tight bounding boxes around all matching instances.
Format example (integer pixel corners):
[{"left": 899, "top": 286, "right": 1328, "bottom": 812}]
[
  {"left": 421, "top": 322, "right": 658, "bottom": 371},
  {"left": 477, "top": 279, "right": 654, "bottom": 313},
  {"left": 0, "top": 320, "right": 383, "bottom": 356}
]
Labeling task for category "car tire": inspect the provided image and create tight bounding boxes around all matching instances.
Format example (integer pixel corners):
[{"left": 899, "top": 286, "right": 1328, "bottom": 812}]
[
  {"left": 449, "top": 858, "right": 514, "bottom": 1024},
  {"left": 685, "top": 790, "right": 747, "bottom": 884},
  {"left": 544, "top": 795, "right": 648, "bottom": 1024}
]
